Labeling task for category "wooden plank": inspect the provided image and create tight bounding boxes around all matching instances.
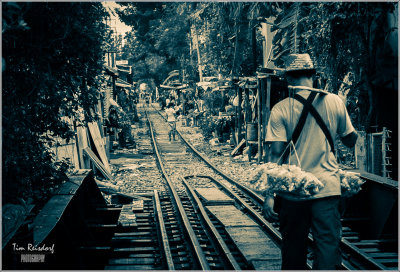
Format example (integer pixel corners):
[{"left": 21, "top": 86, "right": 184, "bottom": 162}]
[
  {"left": 251, "top": 91, "right": 258, "bottom": 121},
  {"left": 53, "top": 141, "right": 80, "bottom": 169},
  {"left": 195, "top": 188, "right": 235, "bottom": 205},
  {"left": 237, "top": 86, "right": 243, "bottom": 142},
  {"left": 56, "top": 181, "right": 79, "bottom": 195},
  {"left": 76, "top": 126, "right": 91, "bottom": 169},
  {"left": 257, "top": 80, "right": 262, "bottom": 163},
  {"left": 83, "top": 148, "right": 110, "bottom": 177},
  {"left": 353, "top": 170, "right": 398, "bottom": 189},
  {"left": 131, "top": 200, "right": 144, "bottom": 212},
  {"left": 370, "top": 252, "right": 398, "bottom": 258},
  {"left": 96, "top": 182, "right": 152, "bottom": 201},
  {"left": 33, "top": 195, "right": 74, "bottom": 246},
  {"left": 104, "top": 265, "right": 156, "bottom": 270},
  {"left": 263, "top": 77, "right": 271, "bottom": 162},
  {"left": 88, "top": 122, "right": 111, "bottom": 172},
  {"left": 83, "top": 148, "right": 113, "bottom": 180},
  {"left": 361, "top": 247, "right": 380, "bottom": 253},
  {"left": 113, "top": 247, "right": 157, "bottom": 252},
  {"left": 108, "top": 258, "right": 157, "bottom": 265},
  {"left": 206, "top": 205, "right": 257, "bottom": 227},
  {"left": 118, "top": 205, "right": 138, "bottom": 228},
  {"left": 72, "top": 141, "right": 80, "bottom": 169},
  {"left": 375, "top": 258, "right": 398, "bottom": 264},
  {"left": 2, "top": 204, "right": 35, "bottom": 248},
  {"left": 231, "top": 138, "right": 246, "bottom": 156},
  {"left": 225, "top": 226, "right": 281, "bottom": 270}
]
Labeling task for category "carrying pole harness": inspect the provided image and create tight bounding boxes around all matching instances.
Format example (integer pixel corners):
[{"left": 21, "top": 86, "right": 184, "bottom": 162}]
[{"left": 278, "top": 88, "right": 335, "bottom": 165}]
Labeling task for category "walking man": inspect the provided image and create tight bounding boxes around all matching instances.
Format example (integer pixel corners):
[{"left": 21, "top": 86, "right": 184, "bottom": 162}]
[
  {"left": 263, "top": 54, "right": 358, "bottom": 270},
  {"left": 165, "top": 103, "right": 177, "bottom": 141}
]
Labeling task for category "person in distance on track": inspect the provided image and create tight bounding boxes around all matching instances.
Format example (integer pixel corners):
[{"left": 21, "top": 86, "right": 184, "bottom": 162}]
[{"left": 165, "top": 103, "right": 177, "bottom": 141}]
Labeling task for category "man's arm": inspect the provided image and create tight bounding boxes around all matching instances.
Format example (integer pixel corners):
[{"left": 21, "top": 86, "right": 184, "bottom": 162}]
[
  {"left": 340, "top": 131, "right": 358, "bottom": 148},
  {"left": 263, "top": 141, "right": 286, "bottom": 222},
  {"left": 269, "top": 141, "right": 286, "bottom": 163}
]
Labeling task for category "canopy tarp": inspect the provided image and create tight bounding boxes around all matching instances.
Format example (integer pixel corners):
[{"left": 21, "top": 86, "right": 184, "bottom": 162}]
[
  {"left": 116, "top": 78, "right": 132, "bottom": 88},
  {"left": 104, "top": 65, "right": 119, "bottom": 77},
  {"left": 160, "top": 84, "right": 188, "bottom": 89}
]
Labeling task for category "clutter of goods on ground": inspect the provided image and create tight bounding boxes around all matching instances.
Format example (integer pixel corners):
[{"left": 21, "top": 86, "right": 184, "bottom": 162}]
[{"left": 248, "top": 162, "right": 365, "bottom": 197}]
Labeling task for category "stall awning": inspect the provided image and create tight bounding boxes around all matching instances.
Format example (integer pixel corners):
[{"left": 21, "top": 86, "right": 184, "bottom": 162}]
[
  {"left": 159, "top": 84, "right": 188, "bottom": 89},
  {"left": 116, "top": 78, "right": 132, "bottom": 88},
  {"left": 104, "top": 65, "right": 119, "bottom": 77}
]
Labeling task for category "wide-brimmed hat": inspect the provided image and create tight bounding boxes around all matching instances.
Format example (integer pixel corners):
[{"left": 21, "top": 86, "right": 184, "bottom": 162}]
[{"left": 284, "top": 53, "right": 316, "bottom": 73}]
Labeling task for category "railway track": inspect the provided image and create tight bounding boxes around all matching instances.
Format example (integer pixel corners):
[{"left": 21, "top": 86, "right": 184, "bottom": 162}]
[
  {"left": 3, "top": 103, "right": 395, "bottom": 270},
  {"left": 143, "top": 106, "right": 282, "bottom": 270},
  {"left": 146, "top": 104, "right": 398, "bottom": 270}
]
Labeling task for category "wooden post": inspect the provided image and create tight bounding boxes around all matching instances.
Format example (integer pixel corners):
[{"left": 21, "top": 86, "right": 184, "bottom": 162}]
[
  {"left": 257, "top": 79, "right": 262, "bottom": 163},
  {"left": 192, "top": 25, "right": 203, "bottom": 82},
  {"left": 355, "top": 131, "right": 367, "bottom": 171},
  {"left": 235, "top": 85, "right": 239, "bottom": 142},
  {"left": 244, "top": 86, "right": 250, "bottom": 159},
  {"left": 238, "top": 86, "right": 243, "bottom": 142},
  {"left": 252, "top": 26, "right": 257, "bottom": 74},
  {"left": 244, "top": 87, "right": 250, "bottom": 123},
  {"left": 264, "top": 76, "right": 271, "bottom": 162},
  {"left": 112, "top": 76, "right": 116, "bottom": 101}
]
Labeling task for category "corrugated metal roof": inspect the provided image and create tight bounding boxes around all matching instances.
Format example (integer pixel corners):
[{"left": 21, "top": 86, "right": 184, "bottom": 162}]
[
  {"left": 116, "top": 78, "right": 132, "bottom": 88},
  {"left": 104, "top": 65, "right": 119, "bottom": 77}
]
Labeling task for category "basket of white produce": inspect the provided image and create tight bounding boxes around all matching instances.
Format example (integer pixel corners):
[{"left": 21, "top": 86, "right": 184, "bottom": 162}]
[
  {"left": 248, "top": 163, "right": 366, "bottom": 198},
  {"left": 338, "top": 169, "right": 365, "bottom": 197},
  {"left": 248, "top": 162, "right": 324, "bottom": 197}
]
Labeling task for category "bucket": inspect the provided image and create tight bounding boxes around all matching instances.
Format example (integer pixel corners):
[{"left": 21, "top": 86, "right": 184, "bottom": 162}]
[
  {"left": 246, "top": 122, "right": 258, "bottom": 141},
  {"left": 181, "top": 117, "right": 186, "bottom": 127}
]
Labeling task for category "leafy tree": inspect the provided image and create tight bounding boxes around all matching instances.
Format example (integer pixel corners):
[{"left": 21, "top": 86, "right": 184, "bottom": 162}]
[
  {"left": 2, "top": 2, "right": 109, "bottom": 204},
  {"left": 117, "top": 2, "right": 173, "bottom": 84},
  {"left": 272, "top": 2, "right": 397, "bottom": 130},
  {"left": 272, "top": 2, "right": 398, "bottom": 178},
  {"left": 117, "top": 2, "right": 277, "bottom": 82}
]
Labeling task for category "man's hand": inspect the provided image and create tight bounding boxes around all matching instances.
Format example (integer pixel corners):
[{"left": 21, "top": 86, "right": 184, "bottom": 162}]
[{"left": 263, "top": 195, "right": 279, "bottom": 222}]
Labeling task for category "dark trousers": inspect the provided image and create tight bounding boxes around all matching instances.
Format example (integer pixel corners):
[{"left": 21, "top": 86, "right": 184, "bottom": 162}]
[
  {"left": 278, "top": 196, "right": 342, "bottom": 270},
  {"left": 168, "top": 121, "right": 176, "bottom": 140}
]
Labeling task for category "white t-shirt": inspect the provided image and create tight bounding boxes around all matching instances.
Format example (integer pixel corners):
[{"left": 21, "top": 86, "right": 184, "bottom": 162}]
[
  {"left": 165, "top": 108, "right": 176, "bottom": 122},
  {"left": 265, "top": 89, "right": 355, "bottom": 200}
]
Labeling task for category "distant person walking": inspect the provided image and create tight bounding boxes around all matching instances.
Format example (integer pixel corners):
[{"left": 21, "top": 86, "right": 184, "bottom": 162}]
[{"left": 165, "top": 103, "right": 177, "bottom": 141}]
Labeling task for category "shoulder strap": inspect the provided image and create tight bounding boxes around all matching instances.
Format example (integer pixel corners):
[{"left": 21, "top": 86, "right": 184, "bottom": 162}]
[
  {"left": 280, "top": 92, "right": 317, "bottom": 164},
  {"left": 293, "top": 94, "right": 335, "bottom": 154},
  {"left": 291, "top": 92, "right": 317, "bottom": 146}
]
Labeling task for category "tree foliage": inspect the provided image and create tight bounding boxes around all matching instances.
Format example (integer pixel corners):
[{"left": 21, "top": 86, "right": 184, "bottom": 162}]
[
  {"left": 117, "top": 2, "right": 278, "bottom": 82},
  {"left": 272, "top": 2, "right": 397, "bottom": 131},
  {"left": 117, "top": 2, "right": 177, "bottom": 85},
  {"left": 2, "top": 2, "right": 109, "bottom": 204}
]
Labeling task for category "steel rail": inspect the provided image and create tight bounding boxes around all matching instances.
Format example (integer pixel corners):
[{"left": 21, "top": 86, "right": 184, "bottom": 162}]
[
  {"left": 145, "top": 110, "right": 210, "bottom": 270},
  {"left": 151, "top": 105, "right": 394, "bottom": 270},
  {"left": 152, "top": 106, "right": 281, "bottom": 243},
  {"left": 340, "top": 238, "right": 389, "bottom": 270},
  {"left": 155, "top": 106, "right": 264, "bottom": 202},
  {"left": 154, "top": 189, "right": 175, "bottom": 270},
  {"left": 184, "top": 174, "right": 282, "bottom": 246},
  {"left": 176, "top": 124, "right": 391, "bottom": 270},
  {"left": 181, "top": 176, "right": 242, "bottom": 270}
]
